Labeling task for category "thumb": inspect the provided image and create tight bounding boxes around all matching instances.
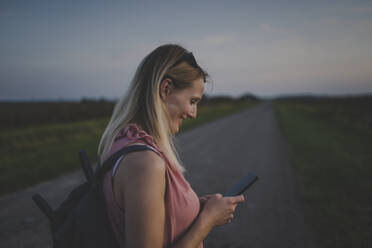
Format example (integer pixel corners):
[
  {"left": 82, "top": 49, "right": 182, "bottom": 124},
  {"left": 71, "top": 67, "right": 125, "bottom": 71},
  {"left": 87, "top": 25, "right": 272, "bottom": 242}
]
[{"left": 232, "top": 195, "right": 245, "bottom": 204}]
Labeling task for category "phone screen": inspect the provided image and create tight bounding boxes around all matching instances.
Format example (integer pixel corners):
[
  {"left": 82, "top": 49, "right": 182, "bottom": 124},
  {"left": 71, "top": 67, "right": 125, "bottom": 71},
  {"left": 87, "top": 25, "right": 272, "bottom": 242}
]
[{"left": 223, "top": 172, "right": 258, "bottom": 197}]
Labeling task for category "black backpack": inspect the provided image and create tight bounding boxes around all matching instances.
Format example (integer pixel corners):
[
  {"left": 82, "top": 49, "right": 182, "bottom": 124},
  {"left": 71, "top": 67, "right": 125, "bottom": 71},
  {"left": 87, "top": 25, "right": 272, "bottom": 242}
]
[{"left": 32, "top": 144, "right": 152, "bottom": 248}]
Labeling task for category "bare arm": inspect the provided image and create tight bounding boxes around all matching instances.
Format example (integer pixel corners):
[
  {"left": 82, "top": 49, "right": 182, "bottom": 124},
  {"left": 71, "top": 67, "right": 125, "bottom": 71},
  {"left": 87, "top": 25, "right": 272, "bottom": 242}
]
[
  {"left": 170, "top": 215, "right": 212, "bottom": 248},
  {"left": 114, "top": 151, "right": 244, "bottom": 248},
  {"left": 115, "top": 151, "right": 166, "bottom": 248},
  {"left": 170, "top": 195, "right": 245, "bottom": 248}
]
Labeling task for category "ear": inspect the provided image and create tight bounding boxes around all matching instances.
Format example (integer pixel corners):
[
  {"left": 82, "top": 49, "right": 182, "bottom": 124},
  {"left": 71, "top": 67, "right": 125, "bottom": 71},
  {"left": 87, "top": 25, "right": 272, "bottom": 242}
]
[{"left": 160, "top": 78, "right": 174, "bottom": 100}]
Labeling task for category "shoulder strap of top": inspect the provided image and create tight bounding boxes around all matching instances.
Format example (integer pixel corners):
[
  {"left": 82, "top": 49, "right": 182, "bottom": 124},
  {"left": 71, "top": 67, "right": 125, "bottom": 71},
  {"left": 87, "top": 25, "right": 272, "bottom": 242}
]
[
  {"left": 97, "top": 145, "right": 153, "bottom": 177},
  {"left": 111, "top": 144, "right": 159, "bottom": 178}
]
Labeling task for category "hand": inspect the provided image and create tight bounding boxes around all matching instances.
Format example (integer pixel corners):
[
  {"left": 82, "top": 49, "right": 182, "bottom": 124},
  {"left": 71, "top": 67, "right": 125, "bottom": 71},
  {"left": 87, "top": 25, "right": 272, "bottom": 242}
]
[
  {"left": 199, "top": 194, "right": 214, "bottom": 209},
  {"left": 199, "top": 194, "right": 245, "bottom": 228}
]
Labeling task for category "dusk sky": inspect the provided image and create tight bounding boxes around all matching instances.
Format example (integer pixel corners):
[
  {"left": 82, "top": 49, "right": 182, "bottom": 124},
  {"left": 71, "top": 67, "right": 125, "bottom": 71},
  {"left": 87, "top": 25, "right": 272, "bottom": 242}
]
[{"left": 1, "top": 0, "right": 372, "bottom": 100}]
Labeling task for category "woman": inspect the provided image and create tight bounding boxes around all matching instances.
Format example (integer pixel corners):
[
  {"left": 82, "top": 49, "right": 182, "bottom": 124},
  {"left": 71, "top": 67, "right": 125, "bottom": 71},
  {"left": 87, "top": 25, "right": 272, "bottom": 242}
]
[{"left": 98, "top": 44, "right": 245, "bottom": 248}]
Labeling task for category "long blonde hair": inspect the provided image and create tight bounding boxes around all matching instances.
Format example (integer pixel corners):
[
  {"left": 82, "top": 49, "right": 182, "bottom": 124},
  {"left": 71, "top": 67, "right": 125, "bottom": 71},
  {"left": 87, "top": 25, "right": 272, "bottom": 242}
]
[{"left": 98, "top": 44, "right": 209, "bottom": 173}]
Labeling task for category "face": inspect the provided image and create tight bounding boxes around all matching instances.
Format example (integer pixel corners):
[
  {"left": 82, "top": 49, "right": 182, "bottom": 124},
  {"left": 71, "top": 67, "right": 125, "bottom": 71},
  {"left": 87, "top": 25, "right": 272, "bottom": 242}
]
[{"left": 161, "top": 77, "right": 204, "bottom": 134}]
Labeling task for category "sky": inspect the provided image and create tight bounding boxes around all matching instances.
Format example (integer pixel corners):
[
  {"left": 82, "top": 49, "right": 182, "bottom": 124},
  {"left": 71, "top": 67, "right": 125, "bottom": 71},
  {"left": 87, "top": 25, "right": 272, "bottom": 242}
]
[{"left": 1, "top": 0, "right": 372, "bottom": 100}]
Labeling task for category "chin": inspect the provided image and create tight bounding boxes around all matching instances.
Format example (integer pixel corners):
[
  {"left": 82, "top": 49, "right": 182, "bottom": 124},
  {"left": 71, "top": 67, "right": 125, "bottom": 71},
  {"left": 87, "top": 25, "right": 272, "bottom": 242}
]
[{"left": 172, "top": 124, "right": 180, "bottom": 134}]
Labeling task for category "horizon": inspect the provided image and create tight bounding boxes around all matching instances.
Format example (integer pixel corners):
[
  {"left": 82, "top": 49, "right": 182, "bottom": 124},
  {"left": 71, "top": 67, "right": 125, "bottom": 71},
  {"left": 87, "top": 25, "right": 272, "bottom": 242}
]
[{"left": 1, "top": 92, "right": 372, "bottom": 103}]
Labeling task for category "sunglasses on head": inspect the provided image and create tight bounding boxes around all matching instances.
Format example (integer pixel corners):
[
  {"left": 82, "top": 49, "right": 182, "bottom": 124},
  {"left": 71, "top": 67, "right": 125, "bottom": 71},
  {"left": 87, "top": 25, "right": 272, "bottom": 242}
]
[{"left": 171, "top": 52, "right": 199, "bottom": 69}]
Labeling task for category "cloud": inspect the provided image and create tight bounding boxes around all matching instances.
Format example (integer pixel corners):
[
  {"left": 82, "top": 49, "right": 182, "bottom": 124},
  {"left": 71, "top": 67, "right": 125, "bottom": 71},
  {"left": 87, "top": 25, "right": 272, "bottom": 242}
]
[
  {"left": 199, "top": 35, "right": 235, "bottom": 47},
  {"left": 320, "top": 18, "right": 341, "bottom": 25},
  {"left": 259, "top": 23, "right": 292, "bottom": 36},
  {"left": 175, "top": 20, "right": 372, "bottom": 96},
  {"left": 183, "top": 34, "right": 237, "bottom": 51},
  {"left": 351, "top": 6, "right": 372, "bottom": 13}
]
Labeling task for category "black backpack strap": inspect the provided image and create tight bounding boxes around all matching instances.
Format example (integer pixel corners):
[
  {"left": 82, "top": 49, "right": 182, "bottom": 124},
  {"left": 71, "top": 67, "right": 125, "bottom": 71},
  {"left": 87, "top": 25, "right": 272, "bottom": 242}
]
[
  {"left": 97, "top": 145, "right": 153, "bottom": 177},
  {"left": 79, "top": 150, "right": 94, "bottom": 184},
  {"left": 32, "top": 193, "right": 56, "bottom": 224}
]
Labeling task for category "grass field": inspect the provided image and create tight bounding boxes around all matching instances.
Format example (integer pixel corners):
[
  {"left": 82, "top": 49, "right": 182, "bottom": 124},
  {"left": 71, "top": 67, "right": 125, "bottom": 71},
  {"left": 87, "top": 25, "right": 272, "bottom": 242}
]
[
  {"left": 275, "top": 97, "right": 372, "bottom": 248},
  {"left": 0, "top": 101, "right": 257, "bottom": 196}
]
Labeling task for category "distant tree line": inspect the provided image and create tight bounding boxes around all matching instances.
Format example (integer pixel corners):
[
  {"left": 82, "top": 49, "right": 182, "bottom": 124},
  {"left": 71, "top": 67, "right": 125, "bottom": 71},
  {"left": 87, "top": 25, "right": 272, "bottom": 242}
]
[
  {"left": 275, "top": 94, "right": 372, "bottom": 103},
  {"left": 200, "top": 93, "right": 259, "bottom": 105},
  {"left": 0, "top": 94, "right": 259, "bottom": 130},
  {"left": 0, "top": 99, "right": 114, "bottom": 130}
]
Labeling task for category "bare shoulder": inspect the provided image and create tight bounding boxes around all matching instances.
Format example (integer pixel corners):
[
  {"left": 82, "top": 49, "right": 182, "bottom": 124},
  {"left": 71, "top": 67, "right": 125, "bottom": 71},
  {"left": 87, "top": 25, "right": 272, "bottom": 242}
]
[
  {"left": 122, "top": 150, "right": 165, "bottom": 174},
  {"left": 114, "top": 150, "right": 166, "bottom": 189}
]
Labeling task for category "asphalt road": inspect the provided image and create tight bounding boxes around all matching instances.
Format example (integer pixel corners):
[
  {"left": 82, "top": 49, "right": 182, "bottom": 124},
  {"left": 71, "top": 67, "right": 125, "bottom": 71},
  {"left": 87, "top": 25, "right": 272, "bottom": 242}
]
[
  {"left": 0, "top": 102, "right": 317, "bottom": 248},
  {"left": 178, "top": 102, "right": 317, "bottom": 248}
]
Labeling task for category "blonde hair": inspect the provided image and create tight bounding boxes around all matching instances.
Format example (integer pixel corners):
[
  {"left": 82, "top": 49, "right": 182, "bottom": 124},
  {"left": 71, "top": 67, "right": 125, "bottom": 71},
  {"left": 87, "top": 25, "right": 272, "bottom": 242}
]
[{"left": 98, "top": 44, "right": 209, "bottom": 173}]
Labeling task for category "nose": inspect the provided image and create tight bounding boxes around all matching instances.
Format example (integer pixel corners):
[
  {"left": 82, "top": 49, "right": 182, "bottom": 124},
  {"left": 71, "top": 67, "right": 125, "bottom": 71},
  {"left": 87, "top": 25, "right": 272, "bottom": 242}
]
[{"left": 188, "top": 107, "right": 197, "bottom": 119}]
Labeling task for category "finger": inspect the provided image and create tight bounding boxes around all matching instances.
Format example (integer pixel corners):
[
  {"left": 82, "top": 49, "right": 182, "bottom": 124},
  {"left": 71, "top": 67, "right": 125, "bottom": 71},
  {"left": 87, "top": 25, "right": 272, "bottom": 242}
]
[
  {"left": 232, "top": 204, "right": 237, "bottom": 211},
  {"left": 232, "top": 195, "right": 245, "bottom": 203},
  {"left": 215, "top": 193, "right": 223, "bottom": 198},
  {"left": 200, "top": 195, "right": 212, "bottom": 202},
  {"left": 224, "top": 197, "right": 237, "bottom": 204}
]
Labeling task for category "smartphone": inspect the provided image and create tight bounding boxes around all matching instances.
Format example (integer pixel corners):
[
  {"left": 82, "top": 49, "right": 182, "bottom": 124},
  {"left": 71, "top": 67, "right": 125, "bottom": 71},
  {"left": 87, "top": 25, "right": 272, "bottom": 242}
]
[{"left": 223, "top": 172, "right": 258, "bottom": 197}]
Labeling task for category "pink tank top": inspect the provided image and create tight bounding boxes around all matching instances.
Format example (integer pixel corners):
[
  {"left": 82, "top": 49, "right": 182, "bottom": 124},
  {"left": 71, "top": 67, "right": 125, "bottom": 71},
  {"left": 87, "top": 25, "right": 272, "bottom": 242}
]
[{"left": 102, "top": 123, "right": 203, "bottom": 248}]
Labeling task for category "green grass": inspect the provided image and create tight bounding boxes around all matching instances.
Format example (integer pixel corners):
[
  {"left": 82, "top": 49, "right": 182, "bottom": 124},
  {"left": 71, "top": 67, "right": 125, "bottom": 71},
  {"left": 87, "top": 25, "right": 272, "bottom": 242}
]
[
  {"left": 0, "top": 119, "right": 108, "bottom": 195},
  {"left": 179, "top": 101, "right": 257, "bottom": 132},
  {"left": 275, "top": 100, "right": 372, "bottom": 248},
  {"left": 0, "top": 101, "right": 257, "bottom": 196}
]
